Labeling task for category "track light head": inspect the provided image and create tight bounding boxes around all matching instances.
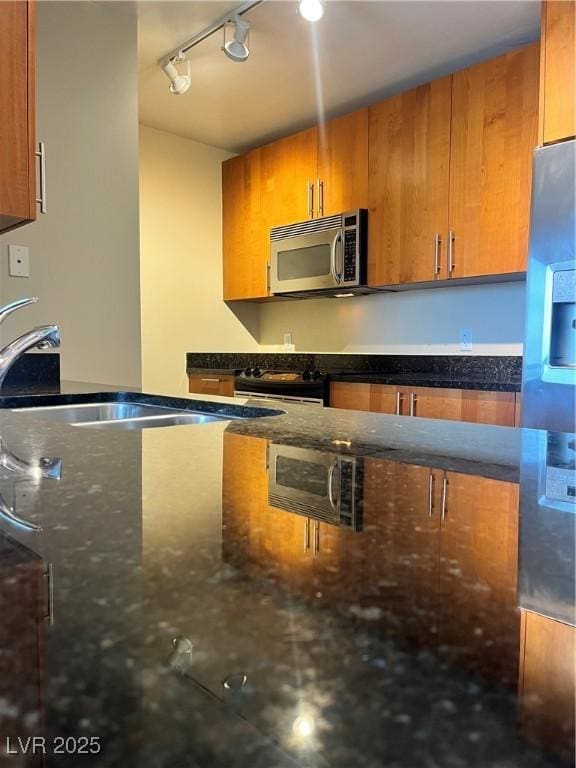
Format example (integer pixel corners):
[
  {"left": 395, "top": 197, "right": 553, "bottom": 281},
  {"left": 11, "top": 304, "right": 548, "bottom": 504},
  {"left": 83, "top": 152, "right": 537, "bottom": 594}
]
[
  {"left": 161, "top": 56, "right": 191, "bottom": 95},
  {"left": 223, "top": 15, "right": 250, "bottom": 62},
  {"left": 298, "top": 0, "right": 324, "bottom": 22}
]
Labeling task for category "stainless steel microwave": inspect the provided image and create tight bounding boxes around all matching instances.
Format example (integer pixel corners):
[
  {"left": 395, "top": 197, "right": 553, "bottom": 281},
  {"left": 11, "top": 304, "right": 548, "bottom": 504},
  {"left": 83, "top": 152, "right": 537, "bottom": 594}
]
[
  {"left": 267, "top": 444, "right": 363, "bottom": 530},
  {"left": 269, "top": 209, "right": 368, "bottom": 297}
]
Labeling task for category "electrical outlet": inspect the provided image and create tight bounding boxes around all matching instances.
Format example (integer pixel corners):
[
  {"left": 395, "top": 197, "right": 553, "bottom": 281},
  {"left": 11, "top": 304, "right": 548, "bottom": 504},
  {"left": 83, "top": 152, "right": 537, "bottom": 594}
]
[
  {"left": 283, "top": 332, "right": 295, "bottom": 352},
  {"left": 460, "top": 329, "right": 473, "bottom": 352},
  {"left": 8, "top": 244, "right": 30, "bottom": 277}
]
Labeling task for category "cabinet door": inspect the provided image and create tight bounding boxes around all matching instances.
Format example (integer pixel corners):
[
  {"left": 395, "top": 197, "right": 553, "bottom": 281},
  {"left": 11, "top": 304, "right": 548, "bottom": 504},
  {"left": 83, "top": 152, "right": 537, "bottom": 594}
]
[
  {"left": 520, "top": 611, "right": 575, "bottom": 762},
  {"left": 368, "top": 77, "right": 452, "bottom": 286},
  {"left": 540, "top": 0, "right": 576, "bottom": 145},
  {"left": 317, "top": 108, "right": 369, "bottom": 217},
  {"left": 259, "top": 505, "right": 313, "bottom": 598},
  {"left": 261, "top": 126, "right": 318, "bottom": 228},
  {"left": 312, "top": 521, "right": 363, "bottom": 609},
  {"left": 188, "top": 373, "right": 234, "bottom": 397},
  {"left": 460, "top": 390, "right": 516, "bottom": 426},
  {"left": 362, "top": 459, "right": 440, "bottom": 647},
  {"left": 0, "top": 0, "right": 36, "bottom": 233},
  {"left": 222, "top": 151, "right": 269, "bottom": 300},
  {"left": 330, "top": 382, "right": 372, "bottom": 411},
  {"left": 448, "top": 43, "right": 539, "bottom": 278},
  {"left": 438, "top": 473, "right": 520, "bottom": 687},
  {"left": 408, "top": 386, "right": 463, "bottom": 421}
]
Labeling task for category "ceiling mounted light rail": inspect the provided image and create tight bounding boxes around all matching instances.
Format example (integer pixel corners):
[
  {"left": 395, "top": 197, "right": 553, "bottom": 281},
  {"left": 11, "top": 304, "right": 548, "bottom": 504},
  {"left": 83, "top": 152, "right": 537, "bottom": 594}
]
[{"left": 158, "top": 0, "right": 262, "bottom": 94}]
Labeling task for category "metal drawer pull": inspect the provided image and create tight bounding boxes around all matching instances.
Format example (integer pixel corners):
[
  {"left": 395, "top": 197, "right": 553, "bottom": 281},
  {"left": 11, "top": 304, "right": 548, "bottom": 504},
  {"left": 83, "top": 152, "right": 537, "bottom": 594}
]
[
  {"left": 35, "top": 141, "right": 47, "bottom": 214},
  {"left": 44, "top": 562, "right": 54, "bottom": 625},
  {"left": 434, "top": 233, "right": 441, "bottom": 275},
  {"left": 441, "top": 475, "right": 448, "bottom": 521},
  {"left": 448, "top": 231, "right": 455, "bottom": 274},
  {"left": 304, "top": 517, "right": 310, "bottom": 551},
  {"left": 201, "top": 378, "right": 221, "bottom": 383},
  {"left": 409, "top": 392, "right": 417, "bottom": 417},
  {"left": 428, "top": 472, "right": 435, "bottom": 517},
  {"left": 395, "top": 391, "right": 403, "bottom": 415}
]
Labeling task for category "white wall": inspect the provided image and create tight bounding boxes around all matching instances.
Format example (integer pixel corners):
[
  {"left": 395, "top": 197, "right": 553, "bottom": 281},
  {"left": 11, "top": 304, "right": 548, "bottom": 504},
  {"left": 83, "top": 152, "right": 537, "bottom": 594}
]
[
  {"left": 0, "top": 1, "right": 141, "bottom": 387},
  {"left": 258, "top": 282, "right": 525, "bottom": 355},
  {"left": 139, "top": 126, "right": 259, "bottom": 395}
]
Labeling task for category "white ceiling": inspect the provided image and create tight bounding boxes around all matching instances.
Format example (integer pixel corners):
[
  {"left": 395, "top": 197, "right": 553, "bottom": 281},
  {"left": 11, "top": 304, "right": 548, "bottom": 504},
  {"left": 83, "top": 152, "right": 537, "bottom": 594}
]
[{"left": 137, "top": 0, "right": 540, "bottom": 152}]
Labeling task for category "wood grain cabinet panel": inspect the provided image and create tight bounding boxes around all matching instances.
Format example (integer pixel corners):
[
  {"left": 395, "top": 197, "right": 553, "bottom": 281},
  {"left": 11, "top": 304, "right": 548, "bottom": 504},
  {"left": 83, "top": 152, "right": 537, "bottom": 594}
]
[
  {"left": 188, "top": 373, "right": 235, "bottom": 397},
  {"left": 438, "top": 473, "right": 520, "bottom": 688},
  {"left": 407, "top": 385, "right": 463, "bottom": 420},
  {"left": 329, "top": 382, "right": 372, "bottom": 411},
  {"left": 540, "top": 0, "right": 576, "bottom": 144},
  {"left": 318, "top": 108, "right": 369, "bottom": 217},
  {"left": 448, "top": 43, "right": 540, "bottom": 278},
  {"left": 368, "top": 77, "right": 452, "bottom": 286},
  {"left": 460, "top": 390, "right": 516, "bottom": 426},
  {"left": 519, "top": 611, "right": 575, "bottom": 761},
  {"left": 0, "top": 0, "right": 36, "bottom": 233}
]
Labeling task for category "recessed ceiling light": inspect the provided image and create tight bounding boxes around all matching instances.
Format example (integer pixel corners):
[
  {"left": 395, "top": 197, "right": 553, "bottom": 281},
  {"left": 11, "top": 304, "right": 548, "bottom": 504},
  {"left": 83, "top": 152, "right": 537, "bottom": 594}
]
[{"left": 298, "top": 0, "right": 324, "bottom": 22}]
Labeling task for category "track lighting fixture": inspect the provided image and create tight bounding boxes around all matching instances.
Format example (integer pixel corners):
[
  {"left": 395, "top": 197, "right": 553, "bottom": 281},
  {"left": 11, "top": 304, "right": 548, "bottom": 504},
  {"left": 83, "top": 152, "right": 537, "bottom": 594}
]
[
  {"left": 298, "top": 0, "right": 325, "bottom": 22},
  {"left": 223, "top": 15, "right": 250, "bottom": 62},
  {"left": 161, "top": 55, "right": 191, "bottom": 96}
]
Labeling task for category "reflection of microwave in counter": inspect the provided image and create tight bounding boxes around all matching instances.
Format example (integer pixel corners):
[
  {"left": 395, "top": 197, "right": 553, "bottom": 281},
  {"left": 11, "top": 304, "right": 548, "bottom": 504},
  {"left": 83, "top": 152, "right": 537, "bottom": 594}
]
[
  {"left": 519, "top": 431, "right": 576, "bottom": 626},
  {"left": 267, "top": 444, "right": 363, "bottom": 531}
]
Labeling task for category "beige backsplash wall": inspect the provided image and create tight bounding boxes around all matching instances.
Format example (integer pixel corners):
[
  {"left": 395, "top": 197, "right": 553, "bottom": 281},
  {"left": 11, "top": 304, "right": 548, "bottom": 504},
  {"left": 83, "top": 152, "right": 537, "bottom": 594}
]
[
  {"left": 139, "top": 126, "right": 259, "bottom": 395},
  {"left": 257, "top": 282, "right": 525, "bottom": 354},
  {"left": 0, "top": 1, "right": 141, "bottom": 387}
]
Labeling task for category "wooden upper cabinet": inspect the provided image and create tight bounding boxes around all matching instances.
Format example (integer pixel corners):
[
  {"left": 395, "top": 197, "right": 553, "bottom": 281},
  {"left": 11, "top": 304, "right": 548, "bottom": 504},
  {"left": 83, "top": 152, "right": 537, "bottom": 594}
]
[
  {"left": 0, "top": 0, "right": 36, "bottom": 233},
  {"left": 539, "top": 0, "right": 576, "bottom": 145},
  {"left": 368, "top": 77, "right": 452, "bottom": 286},
  {"left": 448, "top": 43, "right": 540, "bottom": 278},
  {"left": 317, "top": 108, "right": 369, "bottom": 217},
  {"left": 261, "top": 126, "right": 318, "bottom": 229}
]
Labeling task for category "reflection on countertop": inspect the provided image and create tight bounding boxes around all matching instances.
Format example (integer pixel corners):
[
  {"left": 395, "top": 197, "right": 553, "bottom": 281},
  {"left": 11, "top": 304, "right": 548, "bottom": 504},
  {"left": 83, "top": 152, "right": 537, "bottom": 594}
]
[{"left": 0, "top": 384, "right": 573, "bottom": 767}]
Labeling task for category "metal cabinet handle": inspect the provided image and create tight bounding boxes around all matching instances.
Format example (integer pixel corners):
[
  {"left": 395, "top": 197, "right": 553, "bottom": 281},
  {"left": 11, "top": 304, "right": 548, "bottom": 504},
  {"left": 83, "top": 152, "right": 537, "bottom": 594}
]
[
  {"left": 447, "top": 231, "right": 455, "bottom": 275},
  {"left": 434, "top": 233, "right": 441, "bottom": 276},
  {"left": 266, "top": 261, "right": 271, "bottom": 294},
  {"left": 44, "top": 562, "right": 54, "bottom": 625},
  {"left": 395, "top": 391, "right": 404, "bottom": 415},
  {"left": 441, "top": 474, "right": 448, "bottom": 521},
  {"left": 317, "top": 178, "right": 324, "bottom": 217},
  {"left": 409, "top": 392, "right": 417, "bottom": 417},
  {"left": 35, "top": 141, "right": 47, "bottom": 214},
  {"left": 201, "top": 378, "right": 221, "bottom": 383},
  {"left": 313, "top": 520, "right": 320, "bottom": 555},
  {"left": 304, "top": 518, "right": 311, "bottom": 551},
  {"left": 428, "top": 472, "right": 435, "bottom": 517},
  {"left": 307, "top": 182, "right": 314, "bottom": 219}
]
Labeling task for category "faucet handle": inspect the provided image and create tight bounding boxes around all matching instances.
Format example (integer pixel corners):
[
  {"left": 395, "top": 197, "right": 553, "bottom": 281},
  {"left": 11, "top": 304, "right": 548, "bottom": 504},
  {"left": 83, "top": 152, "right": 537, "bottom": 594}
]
[{"left": 0, "top": 297, "right": 39, "bottom": 326}]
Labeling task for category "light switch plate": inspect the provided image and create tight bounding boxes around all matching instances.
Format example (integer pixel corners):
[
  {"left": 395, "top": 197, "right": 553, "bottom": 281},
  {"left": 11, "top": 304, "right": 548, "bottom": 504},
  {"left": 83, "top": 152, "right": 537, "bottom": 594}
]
[{"left": 8, "top": 244, "right": 30, "bottom": 277}]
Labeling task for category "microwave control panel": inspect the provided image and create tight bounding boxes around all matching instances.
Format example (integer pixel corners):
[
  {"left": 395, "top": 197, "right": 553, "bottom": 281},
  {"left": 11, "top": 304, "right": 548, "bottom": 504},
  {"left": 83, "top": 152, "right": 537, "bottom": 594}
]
[{"left": 343, "top": 229, "right": 357, "bottom": 282}]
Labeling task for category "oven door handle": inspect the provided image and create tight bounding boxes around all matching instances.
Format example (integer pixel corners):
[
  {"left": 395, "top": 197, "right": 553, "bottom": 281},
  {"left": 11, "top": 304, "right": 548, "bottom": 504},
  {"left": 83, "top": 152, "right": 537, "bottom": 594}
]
[
  {"left": 327, "top": 458, "right": 340, "bottom": 510},
  {"left": 331, "top": 232, "right": 343, "bottom": 284}
]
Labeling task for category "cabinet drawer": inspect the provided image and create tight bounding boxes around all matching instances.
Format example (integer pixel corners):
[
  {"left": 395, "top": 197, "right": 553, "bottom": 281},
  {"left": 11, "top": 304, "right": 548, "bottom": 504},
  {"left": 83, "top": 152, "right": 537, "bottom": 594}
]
[{"left": 188, "top": 373, "right": 234, "bottom": 397}]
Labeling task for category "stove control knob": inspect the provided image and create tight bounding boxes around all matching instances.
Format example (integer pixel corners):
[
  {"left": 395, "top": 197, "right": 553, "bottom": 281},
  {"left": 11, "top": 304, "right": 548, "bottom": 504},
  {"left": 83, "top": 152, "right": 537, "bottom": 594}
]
[
  {"left": 302, "top": 369, "right": 312, "bottom": 381},
  {"left": 243, "top": 367, "right": 253, "bottom": 377},
  {"left": 252, "top": 367, "right": 263, "bottom": 378},
  {"left": 312, "top": 370, "right": 322, "bottom": 380}
]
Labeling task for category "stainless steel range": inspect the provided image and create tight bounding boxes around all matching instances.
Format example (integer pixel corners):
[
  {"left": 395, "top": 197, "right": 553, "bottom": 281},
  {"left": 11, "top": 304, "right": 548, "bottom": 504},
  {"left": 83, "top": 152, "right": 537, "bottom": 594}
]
[{"left": 233, "top": 367, "right": 328, "bottom": 406}]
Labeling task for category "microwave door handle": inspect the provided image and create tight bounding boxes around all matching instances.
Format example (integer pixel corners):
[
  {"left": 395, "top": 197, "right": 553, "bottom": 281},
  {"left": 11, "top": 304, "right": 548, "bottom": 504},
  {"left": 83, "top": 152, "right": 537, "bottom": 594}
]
[
  {"left": 327, "top": 458, "right": 339, "bottom": 510},
  {"left": 331, "top": 232, "right": 343, "bottom": 284}
]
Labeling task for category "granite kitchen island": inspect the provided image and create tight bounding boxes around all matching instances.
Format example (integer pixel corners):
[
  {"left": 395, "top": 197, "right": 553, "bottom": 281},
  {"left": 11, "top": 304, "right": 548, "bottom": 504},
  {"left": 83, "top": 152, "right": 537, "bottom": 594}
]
[{"left": 0, "top": 385, "right": 573, "bottom": 768}]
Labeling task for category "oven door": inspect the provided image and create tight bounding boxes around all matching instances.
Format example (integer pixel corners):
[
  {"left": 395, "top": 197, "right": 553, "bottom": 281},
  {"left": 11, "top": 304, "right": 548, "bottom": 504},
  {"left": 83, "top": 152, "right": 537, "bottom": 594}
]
[
  {"left": 270, "top": 226, "right": 343, "bottom": 294},
  {"left": 268, "top": 445, "right": 339, "bottom": 521}
]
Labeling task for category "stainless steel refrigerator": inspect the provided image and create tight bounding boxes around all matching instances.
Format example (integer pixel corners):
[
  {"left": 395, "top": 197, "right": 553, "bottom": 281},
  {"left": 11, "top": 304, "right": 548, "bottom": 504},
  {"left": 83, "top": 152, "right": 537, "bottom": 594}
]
[{"left": 522, "top": 138, "right": 576, "bottom": 433}]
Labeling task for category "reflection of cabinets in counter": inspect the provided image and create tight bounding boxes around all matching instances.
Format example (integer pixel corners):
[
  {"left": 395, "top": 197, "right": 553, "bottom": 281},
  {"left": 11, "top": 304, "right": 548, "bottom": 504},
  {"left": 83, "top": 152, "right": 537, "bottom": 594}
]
[
  {"left": 330, "top": 381, "right": 518, "bottom": 426},
  {"left": 519, "top": 611, "right": 576, "bottom": 763},
  {"left": 363, "top": 459, "right": 520, "bottom": 687}
]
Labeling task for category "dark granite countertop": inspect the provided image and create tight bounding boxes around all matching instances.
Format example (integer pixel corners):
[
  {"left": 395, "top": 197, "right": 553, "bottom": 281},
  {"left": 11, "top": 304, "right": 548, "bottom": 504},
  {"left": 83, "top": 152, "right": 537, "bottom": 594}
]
[
  {"left": 186, "top": 353, "right": 523, "bottom": 392},
  {"left": 0, "top": 381, "right": 572, "bottom": 768}
]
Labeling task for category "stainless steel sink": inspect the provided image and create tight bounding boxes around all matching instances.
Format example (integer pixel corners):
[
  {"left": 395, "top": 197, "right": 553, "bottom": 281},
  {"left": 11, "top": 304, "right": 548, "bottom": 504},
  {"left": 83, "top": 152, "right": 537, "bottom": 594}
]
[{"left": 10, "top": 402, "right": 229, "bottom": 430}]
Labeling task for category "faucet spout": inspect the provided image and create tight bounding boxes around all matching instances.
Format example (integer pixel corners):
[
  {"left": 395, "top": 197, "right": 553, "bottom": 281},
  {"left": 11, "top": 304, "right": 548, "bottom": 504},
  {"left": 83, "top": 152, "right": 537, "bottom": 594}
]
[{"left": 0, "top": 325, "right": 61, "bottom": 390}]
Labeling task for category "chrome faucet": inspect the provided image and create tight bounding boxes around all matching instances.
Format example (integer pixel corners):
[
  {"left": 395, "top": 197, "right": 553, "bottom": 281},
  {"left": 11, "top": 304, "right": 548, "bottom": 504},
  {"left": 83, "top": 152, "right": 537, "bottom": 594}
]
[{"left": 0, "top": 298, "right": 60, "bottom": 390}]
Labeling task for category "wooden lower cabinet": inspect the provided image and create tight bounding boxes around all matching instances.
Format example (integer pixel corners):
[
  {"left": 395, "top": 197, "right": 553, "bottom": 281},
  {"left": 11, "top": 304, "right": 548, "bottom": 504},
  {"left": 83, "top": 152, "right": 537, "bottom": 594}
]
[
  {"left": 519, "top": 611, "right": 575, "bottom": 762},
  {"left": 188, "top": 373, "right": 235, "bottom": 397},
  {"left": 330, "top": 381, "right": 517, "bottom": 426}
]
